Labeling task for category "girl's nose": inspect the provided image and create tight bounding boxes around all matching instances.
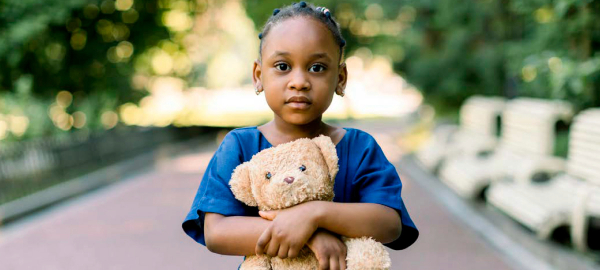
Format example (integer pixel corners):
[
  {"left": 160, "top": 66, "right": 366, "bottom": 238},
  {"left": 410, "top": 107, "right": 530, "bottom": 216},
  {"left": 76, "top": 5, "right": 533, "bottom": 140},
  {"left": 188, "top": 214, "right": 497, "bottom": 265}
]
[
  {"left": 284, "top": 177, "right": 295, "bottom": 184},
  {"left": 288, "top": 70, "right": 310, "bottom": 91}
]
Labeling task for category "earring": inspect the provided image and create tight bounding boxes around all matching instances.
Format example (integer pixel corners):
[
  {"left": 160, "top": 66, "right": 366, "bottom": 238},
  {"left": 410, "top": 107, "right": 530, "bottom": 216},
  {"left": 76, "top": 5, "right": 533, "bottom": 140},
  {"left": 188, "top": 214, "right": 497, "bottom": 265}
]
[{"left": 255, "top": 87, "right": 262, "bottom": 95}]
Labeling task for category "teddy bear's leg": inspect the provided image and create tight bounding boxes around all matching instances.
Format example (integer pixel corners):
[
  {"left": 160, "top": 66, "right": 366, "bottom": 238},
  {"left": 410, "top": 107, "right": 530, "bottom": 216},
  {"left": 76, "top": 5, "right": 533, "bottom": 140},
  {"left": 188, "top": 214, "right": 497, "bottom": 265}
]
[
  {"left": 343, "top": 236, "right": 391, "bottom": 270},
  {"left": 239, "top": 255, "right": 272, "bottom": 270},
  {"left": 269, "top": 247, "right": 319, "bottom": 270}
]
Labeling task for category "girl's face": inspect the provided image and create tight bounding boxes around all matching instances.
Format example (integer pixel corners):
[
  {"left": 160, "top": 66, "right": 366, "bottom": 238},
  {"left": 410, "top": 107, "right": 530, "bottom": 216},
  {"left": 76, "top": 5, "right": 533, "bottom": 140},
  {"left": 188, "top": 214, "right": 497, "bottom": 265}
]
[{"left": 253, "top": 16, "right": 347, "bottom": 126}]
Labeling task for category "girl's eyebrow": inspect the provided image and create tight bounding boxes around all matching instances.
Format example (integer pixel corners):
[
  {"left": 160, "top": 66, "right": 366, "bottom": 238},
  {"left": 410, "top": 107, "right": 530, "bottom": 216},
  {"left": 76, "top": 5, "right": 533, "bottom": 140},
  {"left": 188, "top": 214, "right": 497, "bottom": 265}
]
[
  {"left": 309, "top": 52, "right": 332, "bottom": 61},
  {"left": 270, "top": 51, "right": 332, "bottom": 62},
  {"left": 270, "top": 51, "right": 290, "bottom": 58}
]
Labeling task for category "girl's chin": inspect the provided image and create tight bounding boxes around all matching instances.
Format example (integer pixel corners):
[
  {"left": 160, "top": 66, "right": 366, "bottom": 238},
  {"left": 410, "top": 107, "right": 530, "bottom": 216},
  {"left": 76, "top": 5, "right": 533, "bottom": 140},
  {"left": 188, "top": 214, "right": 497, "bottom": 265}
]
[{"left": 281, "top": 115, "right": 319, "bottom": 125}]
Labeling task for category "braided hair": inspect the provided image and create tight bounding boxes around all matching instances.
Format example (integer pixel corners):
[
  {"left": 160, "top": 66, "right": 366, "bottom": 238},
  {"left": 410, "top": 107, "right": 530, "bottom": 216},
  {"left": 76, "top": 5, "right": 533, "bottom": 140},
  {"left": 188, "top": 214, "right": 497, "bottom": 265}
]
[{"left": 257, "top": 1, "right": 346, "bottom": 65}]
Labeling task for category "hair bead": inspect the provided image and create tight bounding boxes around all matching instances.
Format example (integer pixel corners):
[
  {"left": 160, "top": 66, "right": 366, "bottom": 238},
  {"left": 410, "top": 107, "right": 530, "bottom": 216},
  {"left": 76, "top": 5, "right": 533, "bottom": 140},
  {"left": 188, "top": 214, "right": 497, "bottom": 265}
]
[
  {"left": 316, "top": 6, "right": 331, "bottom": 20},
  {"left": 340, "top": 39, "right": 346, "bottom": 47},
  {"left": 299, "top": 1, "right": 307, "bottom": 8},
  {"left": 258, "top": 33, "right": 263, "bottom": 39},
  {"left": 273, "top": 8, "right": 280, "bottom": 16}
]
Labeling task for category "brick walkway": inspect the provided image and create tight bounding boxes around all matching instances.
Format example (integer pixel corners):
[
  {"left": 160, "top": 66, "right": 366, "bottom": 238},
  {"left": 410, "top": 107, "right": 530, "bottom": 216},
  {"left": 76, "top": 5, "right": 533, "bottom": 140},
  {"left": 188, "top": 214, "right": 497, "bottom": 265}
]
[{"left": 0, "top": 122, "right": 516, "bottom": 270}]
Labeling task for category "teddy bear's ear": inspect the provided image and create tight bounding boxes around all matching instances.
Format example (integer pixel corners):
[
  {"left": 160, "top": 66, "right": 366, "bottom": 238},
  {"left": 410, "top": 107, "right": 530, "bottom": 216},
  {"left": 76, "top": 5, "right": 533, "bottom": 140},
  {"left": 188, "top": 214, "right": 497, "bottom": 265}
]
[
  {"left": 229, "top": 162, "right": 257, "bottom": 207},
  {"left": 312, "top": 135, "right": 339, "bottom": 181}
]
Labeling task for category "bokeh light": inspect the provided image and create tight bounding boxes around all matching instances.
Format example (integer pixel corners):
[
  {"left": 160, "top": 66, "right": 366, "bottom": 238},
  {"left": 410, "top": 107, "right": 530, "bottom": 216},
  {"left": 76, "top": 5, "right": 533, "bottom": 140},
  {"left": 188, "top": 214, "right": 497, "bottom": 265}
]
[
  {"left": 115, "top": 0, "right": 134, "bottom": 11},
  {"left": 72, "top": 111, "right": 87, "bottom": 129},
  {"left": 56, "top": 91, "right": 73, "bottom": 108},
  {"left": 101, "top": 111, "right": 119, "bottom": 129}
]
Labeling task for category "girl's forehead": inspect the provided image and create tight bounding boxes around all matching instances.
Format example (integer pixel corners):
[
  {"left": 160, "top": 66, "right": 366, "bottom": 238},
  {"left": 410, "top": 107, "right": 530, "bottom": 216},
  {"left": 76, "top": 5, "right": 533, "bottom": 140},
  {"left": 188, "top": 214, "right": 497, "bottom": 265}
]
[{"left": 262, "top": 17, "right": 338, "bottom": 60}]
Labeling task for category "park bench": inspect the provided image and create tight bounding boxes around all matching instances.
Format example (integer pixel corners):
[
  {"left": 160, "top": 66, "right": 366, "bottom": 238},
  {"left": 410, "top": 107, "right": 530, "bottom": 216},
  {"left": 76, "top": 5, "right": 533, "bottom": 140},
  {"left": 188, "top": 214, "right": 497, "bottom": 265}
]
[
  {"left": 416, "top": 96, "right": 505, "bottom": 173},
  {"left": 487, "top": 108, "right": 600, "bottom": 252},
  {"left": 439, "top": 98, "right": 573, "bottom": 199}
]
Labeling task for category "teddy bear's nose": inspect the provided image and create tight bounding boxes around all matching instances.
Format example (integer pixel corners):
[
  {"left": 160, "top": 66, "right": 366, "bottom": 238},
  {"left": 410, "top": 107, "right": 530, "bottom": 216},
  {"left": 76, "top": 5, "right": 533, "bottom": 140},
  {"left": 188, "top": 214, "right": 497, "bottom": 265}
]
[{"left": 284, "top": 177, "right": 295, "bottom": 184}]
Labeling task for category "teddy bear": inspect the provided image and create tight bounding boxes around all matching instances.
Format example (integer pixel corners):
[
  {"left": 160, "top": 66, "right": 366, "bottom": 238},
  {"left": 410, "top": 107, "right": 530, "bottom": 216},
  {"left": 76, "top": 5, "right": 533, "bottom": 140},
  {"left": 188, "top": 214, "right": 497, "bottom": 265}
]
[{"left": 229, "top": 135, "right": 391, "bottom": 270}]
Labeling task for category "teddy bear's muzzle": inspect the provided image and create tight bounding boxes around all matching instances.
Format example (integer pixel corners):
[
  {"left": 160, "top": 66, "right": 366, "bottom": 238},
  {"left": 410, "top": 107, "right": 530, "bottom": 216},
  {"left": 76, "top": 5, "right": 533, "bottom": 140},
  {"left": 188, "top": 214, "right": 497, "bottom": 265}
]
[{"left": 283, "top": 177, "right": 295, "bottom": 184}]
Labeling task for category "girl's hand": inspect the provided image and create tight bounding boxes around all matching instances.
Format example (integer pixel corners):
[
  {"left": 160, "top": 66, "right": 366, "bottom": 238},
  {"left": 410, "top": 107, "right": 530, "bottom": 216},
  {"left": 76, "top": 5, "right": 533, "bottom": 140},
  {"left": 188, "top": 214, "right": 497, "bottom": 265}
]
[
  {"left": 307, "top": 229, "right": 347, "bottom": 270},
  {"left": 255, "top": 201, "right": 321, "bottom": 259}
]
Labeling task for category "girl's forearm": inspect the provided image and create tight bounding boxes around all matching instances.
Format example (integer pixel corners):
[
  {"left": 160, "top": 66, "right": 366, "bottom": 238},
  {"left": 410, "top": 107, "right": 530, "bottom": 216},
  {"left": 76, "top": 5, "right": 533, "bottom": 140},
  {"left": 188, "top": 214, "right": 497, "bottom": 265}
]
[
  {"left": 313, "top": 201, "right": 402, "bottom": 244},
  {"left": 204, "top": 213, "right": 270, "bottom": 256}
]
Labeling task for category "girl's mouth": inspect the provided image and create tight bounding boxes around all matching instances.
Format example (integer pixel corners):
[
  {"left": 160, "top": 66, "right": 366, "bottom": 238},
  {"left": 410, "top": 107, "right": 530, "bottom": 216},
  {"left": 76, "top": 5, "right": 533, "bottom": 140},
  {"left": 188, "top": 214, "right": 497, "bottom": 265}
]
[{"left": 285, "top": 96, "right": 312, "bottom": 110}]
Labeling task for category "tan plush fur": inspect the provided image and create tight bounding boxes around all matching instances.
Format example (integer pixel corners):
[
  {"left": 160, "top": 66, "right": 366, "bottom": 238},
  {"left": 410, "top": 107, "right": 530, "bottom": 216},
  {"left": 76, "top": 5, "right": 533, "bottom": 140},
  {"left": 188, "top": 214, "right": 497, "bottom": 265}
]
[{"left": 230, "top": 135, "right": 391, "bottom": 270}]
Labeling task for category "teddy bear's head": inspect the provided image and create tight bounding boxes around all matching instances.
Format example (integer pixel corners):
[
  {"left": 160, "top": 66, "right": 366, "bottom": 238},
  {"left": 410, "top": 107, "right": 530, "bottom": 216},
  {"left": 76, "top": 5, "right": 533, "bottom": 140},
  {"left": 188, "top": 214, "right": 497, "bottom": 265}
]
[{"left": 230, "top": 135, "right": 339, "bottom": 211}]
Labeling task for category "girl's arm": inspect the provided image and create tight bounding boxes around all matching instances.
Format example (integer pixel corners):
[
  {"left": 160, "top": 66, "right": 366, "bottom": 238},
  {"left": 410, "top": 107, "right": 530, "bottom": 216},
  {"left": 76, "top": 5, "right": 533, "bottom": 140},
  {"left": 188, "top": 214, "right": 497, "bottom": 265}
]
[
  {"left": 315, "top": 201, "right": 402, "bottom": 243},
  {"left": 204, "top": 213, "right": 270, "bottom": 256},
  {"left": 259, "top": 201, "right": 402, "bottom": 244}
]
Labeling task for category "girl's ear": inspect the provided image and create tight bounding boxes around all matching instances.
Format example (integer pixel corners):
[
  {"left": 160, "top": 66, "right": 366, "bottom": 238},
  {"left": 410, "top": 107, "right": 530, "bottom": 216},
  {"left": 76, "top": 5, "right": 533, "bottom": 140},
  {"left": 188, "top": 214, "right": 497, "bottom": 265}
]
[
  {"left": 312, "top": 135, "right": 339, "bottom": 181},
  {"left": 252, "top": 60, "right": 263, "bottom": 93},
  {"left": 230, "top": 162, "right": 258, "bottom": 206},
  {"left": 335, "top": 63, "right": 348, "bottom": 96}
]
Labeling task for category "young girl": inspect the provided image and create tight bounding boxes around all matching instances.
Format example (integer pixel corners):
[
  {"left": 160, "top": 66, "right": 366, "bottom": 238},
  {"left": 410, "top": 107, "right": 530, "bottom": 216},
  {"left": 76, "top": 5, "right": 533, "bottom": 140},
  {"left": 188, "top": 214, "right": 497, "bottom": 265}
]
[{"left": 182, "top": 2, "right": 418, "bottom": 269}]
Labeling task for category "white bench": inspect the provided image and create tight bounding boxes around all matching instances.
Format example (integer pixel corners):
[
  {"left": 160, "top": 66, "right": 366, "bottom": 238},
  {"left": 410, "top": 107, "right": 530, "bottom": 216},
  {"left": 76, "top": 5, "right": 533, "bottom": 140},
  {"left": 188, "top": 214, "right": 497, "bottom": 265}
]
[
  {"left": 439, "top": 98, "right": 573, "bottom": 199},
  {"left": 487, "top": 108, "right": 600, "bottom": 252},
  {"left": 416, "top": 96, "right": 505, "bottom": 172}
]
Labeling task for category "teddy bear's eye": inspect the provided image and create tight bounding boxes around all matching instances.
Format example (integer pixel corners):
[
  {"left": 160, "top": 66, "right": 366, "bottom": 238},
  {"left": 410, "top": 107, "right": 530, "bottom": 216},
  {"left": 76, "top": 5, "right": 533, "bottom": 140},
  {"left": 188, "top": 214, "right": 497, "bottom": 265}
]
[
  {"left": 266, "top": 172, "right": 272, "bottom": 180},
  {"left": 299, "top": 165, "right": 306, "bottom": 172}
]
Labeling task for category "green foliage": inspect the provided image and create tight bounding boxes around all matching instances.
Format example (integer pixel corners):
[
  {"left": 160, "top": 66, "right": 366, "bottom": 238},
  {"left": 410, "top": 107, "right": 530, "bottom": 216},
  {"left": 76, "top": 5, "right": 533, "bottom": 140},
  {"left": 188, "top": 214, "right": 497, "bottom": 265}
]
[
  {"left": 401, "top": 0, "right": 600, "bottom": 110},
  {"left": 0, "top": 0, "right": 181, "bottom": 141},
  {"left": 1, "top": 0, "right": 170, "bottom": 99}
]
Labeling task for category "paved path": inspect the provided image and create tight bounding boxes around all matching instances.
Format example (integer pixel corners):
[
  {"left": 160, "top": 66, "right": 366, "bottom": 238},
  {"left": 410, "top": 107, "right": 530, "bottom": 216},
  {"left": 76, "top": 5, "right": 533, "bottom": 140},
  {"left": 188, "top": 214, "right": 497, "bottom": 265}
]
[{"left": 0, "top": 120, "right": 517, "bottom": 269}]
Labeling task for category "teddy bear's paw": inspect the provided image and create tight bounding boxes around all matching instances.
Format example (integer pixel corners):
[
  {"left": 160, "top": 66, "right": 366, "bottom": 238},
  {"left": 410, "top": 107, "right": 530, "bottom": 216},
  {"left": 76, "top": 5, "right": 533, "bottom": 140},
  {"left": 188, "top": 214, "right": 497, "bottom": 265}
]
[
  {"left": 240, "top": 255, "right": 272, "bottom": 270},
  {"left": 344, "top": 236, "right": 391, "bottom": 270}
]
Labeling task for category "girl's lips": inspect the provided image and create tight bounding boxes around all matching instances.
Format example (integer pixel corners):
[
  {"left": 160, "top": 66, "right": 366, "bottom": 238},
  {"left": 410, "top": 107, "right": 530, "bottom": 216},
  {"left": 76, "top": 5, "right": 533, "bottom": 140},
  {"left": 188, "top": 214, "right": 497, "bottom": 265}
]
[
  {"left": 286, "top": 96, "right": 312, "bottom": 103},
  {"left": 286, "top": 101, "right": 311, "bottom": 110}
]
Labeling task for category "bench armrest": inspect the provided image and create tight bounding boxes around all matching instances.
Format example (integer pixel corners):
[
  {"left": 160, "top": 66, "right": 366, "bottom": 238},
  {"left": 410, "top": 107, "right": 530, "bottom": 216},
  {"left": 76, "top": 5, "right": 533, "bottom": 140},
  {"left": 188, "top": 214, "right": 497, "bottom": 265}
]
[
  {"left": 513, "top": 156, "right": 567, "bottom": 185},
  {"left": 445, "top": 134, "right": 497, "bottom": 159}
]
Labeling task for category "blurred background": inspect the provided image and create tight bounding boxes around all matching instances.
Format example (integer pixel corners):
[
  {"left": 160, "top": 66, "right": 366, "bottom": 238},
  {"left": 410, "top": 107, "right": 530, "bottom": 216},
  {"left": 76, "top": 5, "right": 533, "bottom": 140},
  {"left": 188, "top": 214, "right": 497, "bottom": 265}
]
[{"left": 0, "top": 0, "right": 599, "bottom": 269}]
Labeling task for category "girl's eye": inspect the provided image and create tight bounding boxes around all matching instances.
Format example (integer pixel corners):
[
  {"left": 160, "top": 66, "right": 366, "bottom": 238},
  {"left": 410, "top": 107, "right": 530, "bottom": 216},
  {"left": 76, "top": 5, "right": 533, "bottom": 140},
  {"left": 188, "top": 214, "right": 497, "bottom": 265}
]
[
  {"left": 309, "top": 64, "right": 326, "bottom": 73},
  {"left": 275, "top": 63, "right": 290, "bottom": 71},
  {"left": 299, "top": 165, "right": 306, "bottom": 172},
  {"left": 266, "top": 172, "right": 272, "bottom": 180}
]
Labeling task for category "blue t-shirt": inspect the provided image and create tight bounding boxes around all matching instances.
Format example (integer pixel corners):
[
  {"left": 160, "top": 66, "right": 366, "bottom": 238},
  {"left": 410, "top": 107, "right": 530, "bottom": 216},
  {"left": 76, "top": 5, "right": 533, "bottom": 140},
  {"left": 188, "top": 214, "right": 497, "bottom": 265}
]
[{"left": 182, "top": 126, "right": 419, "bottom": 250}]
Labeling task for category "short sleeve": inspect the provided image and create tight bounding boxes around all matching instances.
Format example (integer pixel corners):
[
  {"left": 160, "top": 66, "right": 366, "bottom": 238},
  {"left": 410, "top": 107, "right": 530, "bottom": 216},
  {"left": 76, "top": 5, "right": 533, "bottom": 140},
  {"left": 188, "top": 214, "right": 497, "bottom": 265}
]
[
  {"left": 181, "top": 131, "right": 257, "bottom": 246},
  {"left": 353, "top": 134, "right": 419, "bottom": 250}
]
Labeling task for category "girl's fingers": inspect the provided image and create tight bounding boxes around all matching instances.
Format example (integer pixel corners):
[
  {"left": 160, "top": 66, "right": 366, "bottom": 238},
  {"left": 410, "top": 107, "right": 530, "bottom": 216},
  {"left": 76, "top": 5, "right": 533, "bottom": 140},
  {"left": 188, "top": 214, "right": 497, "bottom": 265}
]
[
  {"left": 256, "top": 226, "right": 272, "bottom": 255},
  {"left": 277, "top": 243, "right": 289, "bottom": 259},
  {"left": 266, "top": 238, "right": 280, "bottom": 257},
  {"left": 340, "top": 246, "right": 347, "bottom": 269},
  {"left": 340, "top": 256, "right": 347, "bottom": 270},
  {"left": 318, "top": 255, "right": 329, "bottom": 270},
  {"left": 288, "top": 247, "right": 300, "bottom": 258},
  {"left": 329, "top": 256, "right": 339, "bottom": 270}
]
